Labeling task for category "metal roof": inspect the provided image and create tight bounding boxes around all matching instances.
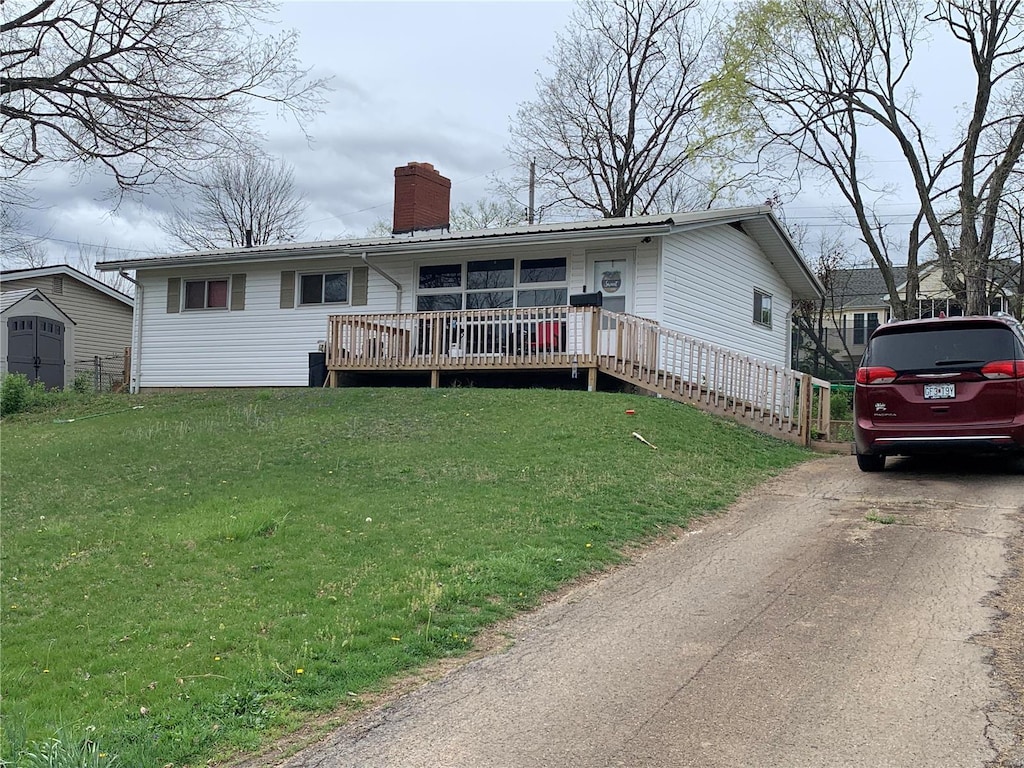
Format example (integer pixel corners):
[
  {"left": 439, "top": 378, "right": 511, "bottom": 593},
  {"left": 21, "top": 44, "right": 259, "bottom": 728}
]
[{"left": 95, "top": 207, "right": 822, "bottom": 300}]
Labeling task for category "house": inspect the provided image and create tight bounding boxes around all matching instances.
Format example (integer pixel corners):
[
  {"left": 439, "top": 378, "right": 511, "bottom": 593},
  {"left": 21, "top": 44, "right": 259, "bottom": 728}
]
[
  {"left": 1, "top": 265, "right": 134, "bottom": 389},
  {"left": 889, "top": 260, "right": 1019, "bottom": 319},
  {"left": 815, "top": 266, "right": 907, "bottom": 374},
  {"left": 96, "top": 162, "right": 823, "bottom": 396},
  {"left": 802, "top": 259, "right": 1022, "bottom": 377}
]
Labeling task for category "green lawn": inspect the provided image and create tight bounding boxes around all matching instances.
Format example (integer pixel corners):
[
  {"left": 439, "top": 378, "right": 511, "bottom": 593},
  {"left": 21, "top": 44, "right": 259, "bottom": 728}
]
[{"left": 1, "top": 388, "right": 811, "bottom": 767}]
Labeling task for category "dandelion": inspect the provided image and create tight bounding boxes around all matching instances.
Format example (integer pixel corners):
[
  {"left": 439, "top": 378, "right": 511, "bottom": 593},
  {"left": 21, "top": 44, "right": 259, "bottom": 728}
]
[
  {"left": 214, "top": 656, "right": 221, "bottom": 661},
  {"left": 43, "top": 669, "right": 49, "bottom": 673},
  {"left": 365, "top": 517, "right": 372, "bottom": 522},
  {"left": 586, "top": 543, "right": 592, "bottom": 548},
  {"left": 296, "top": 668, "right": 304, "bottom": 674},
  {"left": 390, "top": 636, "right": 401, "bottom": 642}
]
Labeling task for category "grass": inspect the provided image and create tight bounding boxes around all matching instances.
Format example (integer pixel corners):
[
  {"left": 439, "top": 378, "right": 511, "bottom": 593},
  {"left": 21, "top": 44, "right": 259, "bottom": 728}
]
[{"left": 1, "top": 387, "right": 812, "bottom": 766}]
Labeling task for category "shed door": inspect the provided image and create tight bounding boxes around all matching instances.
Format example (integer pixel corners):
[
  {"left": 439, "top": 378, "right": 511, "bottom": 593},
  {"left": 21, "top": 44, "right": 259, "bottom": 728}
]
[{"left": 6, "top": 316, "right": 65, "bottom": 389}]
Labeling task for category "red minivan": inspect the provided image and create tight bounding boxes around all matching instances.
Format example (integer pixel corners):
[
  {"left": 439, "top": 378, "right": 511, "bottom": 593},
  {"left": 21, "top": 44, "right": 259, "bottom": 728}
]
[{"left": 853, "top": 314, "right": 1024, "bottom": 472}]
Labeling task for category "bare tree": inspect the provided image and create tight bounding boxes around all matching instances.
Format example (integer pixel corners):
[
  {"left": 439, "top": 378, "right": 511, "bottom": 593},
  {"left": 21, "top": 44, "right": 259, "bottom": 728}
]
[
  {"left": 788, "top": 227, "right": 859, "bottom": 379},
  {"left": 720, "top": 0, "right": 1024, "bottom": 318},
  {"left": 1, "top": 0, "right": 328, "bottom": 194},
  {"left": 364, "top": 197, "right": 526, "bottom": 238},
  {"left": 1, "top": 183, "right": 50, "bottom": 268},
  {"left": 506, "top": 0, "right": 754, "bottom": 221},
  {"left": 993, "top": 185, "right": 1024, "bottom": 318},
  {"left": 450, "top": 199, "right": 526, "bottom": 231},
  {"left": 159, "top": 156, "right": 307, "bottom": 250}
]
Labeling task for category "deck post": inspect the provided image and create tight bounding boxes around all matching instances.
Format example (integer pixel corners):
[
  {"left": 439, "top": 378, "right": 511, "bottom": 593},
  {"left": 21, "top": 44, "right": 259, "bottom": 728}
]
[
  {"left": 430, "top": 369, "right": 439, "bottom": 389},
  {"left": 587, "top": 367, "right": 597, "bottom": 392},
  {"left": 799, "top": 373, "right": 813, "bottom": 447}
]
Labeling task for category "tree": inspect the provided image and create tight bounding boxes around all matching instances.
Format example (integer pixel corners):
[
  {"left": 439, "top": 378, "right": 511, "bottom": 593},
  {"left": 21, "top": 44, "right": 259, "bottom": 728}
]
[
  {"left": 506, "top": 0, "right": 752, "bottom": 221},
  {"left": 719, "top": 0, "right": 1024, "bottom": 319},
  {"left": 159, "top": 156, "right": 307, "bottom": 250},
  {"left": 364, "top": 197, "right": 526, "bottom": 238},
  {"left": 1, "top": 0, "right": 327, "bottom": 194},
  {"left": 788, "top": 227, "right": 859, "bottom": 380},
  {"left": 1, "top": 183, "right": 50, "bottom": 268}
]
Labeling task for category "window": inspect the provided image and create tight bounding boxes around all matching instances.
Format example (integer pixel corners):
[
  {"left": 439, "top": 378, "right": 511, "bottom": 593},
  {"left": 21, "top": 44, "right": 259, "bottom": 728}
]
[
  {"left": 184, "top": 279, "right": 229, "bottom": 310},
  {"left": 466, "top": 259, "right": 514, "bottom": 309},
  {"left": 753, "top": 290, "right": 772, "bottom": 327},
  {"left": 852, "top": 312, "right": 879, "bottom": 345},
  {"left": 300, "top": 272, "right": 349, "bottom": 305},
  {"left": 415, "top": 257, "right": 569, "bottom": 311}
]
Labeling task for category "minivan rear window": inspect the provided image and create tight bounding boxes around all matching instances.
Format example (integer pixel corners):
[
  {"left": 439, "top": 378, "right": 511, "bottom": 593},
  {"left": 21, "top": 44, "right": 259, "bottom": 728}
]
[{"left": 865, "top": 325, "right": 1019, "bottom": 372}]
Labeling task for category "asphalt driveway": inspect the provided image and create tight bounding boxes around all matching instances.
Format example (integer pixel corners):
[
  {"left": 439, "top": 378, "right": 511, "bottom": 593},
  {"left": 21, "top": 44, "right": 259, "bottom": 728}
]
[{"left": 249, "top": 454, "right": 1024, "bottom": 768}]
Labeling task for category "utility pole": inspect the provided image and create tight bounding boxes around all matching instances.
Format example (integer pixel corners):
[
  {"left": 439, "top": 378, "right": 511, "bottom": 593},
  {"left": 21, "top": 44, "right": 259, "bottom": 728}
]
[{"left": 528, "top": 159, "right": 536, "bottom": 225}]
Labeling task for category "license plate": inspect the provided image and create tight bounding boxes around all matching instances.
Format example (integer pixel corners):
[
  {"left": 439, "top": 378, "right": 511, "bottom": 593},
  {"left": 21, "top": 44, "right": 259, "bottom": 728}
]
[{"left": 924, "top": 383, "right": 956, "bottom": 399}]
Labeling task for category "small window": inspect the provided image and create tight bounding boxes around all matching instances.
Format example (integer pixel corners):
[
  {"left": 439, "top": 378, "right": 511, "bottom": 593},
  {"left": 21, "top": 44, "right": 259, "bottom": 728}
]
[
  {"left": 517, "top": 288, "right": 568, "bottom": 308},
  {"left": 416, "top": 293, "right": 462, "bottom": 311},
  {"left": 520, "top": 257, "right": 567, "bottom": 284},
  {"left": 184, "top": 279, "right": 229, "bottom": 310},
  {"left": 419, "top": 264, "right": 462, "bottom": 290},
  {"left": 467, "top": 259, "right": 513, "bottom": 289},
  {"left": 300, "top": 272, "right": 349, "bottom": 305},
  {"left": 753, "top": 290, "right": 772, "bottom": 328}
]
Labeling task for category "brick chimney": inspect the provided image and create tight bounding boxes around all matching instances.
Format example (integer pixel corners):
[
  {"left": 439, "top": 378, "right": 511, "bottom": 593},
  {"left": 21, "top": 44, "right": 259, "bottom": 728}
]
[{"left": 392, "top": 162, "right": 451, "bottom": 235}]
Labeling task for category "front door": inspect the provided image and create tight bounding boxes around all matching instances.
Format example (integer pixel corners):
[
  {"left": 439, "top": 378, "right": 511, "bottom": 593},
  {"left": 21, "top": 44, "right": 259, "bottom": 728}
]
[
  {"left": 593, "top": 258, "right": 631, "bottom": 313},
  {"left": 6, "top": 316, "right": 65, "bottom": 389},
  {"left": 592, "top": 254, "right": 633, "bottom": 355}
]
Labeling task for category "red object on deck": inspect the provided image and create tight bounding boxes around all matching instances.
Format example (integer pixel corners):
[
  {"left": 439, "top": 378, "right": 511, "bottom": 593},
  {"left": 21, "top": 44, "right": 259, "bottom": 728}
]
[{"left": 535, "top": 321, "right": 560, "bottom": 351}]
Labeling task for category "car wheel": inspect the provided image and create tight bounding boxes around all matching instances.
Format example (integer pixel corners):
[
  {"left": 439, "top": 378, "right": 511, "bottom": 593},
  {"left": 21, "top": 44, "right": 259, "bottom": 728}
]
[{"left": 856, "top": 452, "right": 886, "bottom": 472}]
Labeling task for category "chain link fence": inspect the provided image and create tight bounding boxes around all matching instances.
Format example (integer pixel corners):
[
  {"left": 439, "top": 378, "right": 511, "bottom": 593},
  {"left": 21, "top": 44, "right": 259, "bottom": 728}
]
[{"left": 72, "top": 350, "right": 129, "bottom": 393}]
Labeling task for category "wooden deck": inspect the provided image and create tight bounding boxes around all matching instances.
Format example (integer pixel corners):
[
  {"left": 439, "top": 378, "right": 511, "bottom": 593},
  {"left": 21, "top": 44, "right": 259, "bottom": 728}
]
[{"left": 326, "top": 307, "right": 831, "bottom": 446}]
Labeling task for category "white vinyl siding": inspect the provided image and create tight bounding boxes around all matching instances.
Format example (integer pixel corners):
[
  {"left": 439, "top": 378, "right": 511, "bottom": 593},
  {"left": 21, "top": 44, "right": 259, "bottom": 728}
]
[
  {"left": 660, "top": 226, "right": 791, "bottom": 364},
  {"left": 130, "top": 226, "right": 800, "bottom": 387}
]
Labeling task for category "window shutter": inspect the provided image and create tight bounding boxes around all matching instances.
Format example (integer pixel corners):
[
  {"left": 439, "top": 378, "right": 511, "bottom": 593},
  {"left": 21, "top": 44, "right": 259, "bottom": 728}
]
[
  {"left": 230, "top": 273, "right": 246, "bottom": 311},
  {"left": 352, "top": 266, "right": 368, "bottom": 306},
  {"left": 280, "top": 271, "right": 295, "bottom": 308},
  {"left": 167, "top": 277, "right": 181, "bottom": 313}
]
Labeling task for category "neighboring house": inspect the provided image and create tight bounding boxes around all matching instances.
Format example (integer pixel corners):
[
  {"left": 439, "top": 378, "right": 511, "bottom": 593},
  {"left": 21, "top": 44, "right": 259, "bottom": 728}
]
[
  {"left": 96, "top": 163, "right": 822, "bottom": 394},
  {"left": 888, "top": 259, "right": 1019, "bottom": 319},
  {"left": 816, "top": 267, "right": 907, "bottom": 373},
  {"left": 803, "top": 259, "right": 1022, "bottom": 376},
  {"left": 0, "top": 265, "right": 134, "bottom": 388}
]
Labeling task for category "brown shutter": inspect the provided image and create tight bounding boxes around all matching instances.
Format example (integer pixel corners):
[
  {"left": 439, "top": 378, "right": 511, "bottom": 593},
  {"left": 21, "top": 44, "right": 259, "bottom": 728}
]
[
  {"left": 352, "top": 266, "right": 368, "bottom": 306},
  {"left": 230, "top": 273, "right": 246, "bottom": 311},
  {"left": 280, "top": 271, "right": 295, "bottom": 308},
  {"left": 166, "top": 277, "right": 181, "bottom": 313}
]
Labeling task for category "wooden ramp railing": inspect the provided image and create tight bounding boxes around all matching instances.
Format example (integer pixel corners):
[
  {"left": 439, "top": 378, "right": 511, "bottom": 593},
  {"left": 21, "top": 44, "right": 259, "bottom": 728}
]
[
  {"left": 591, "top": 311, "right": 831, "bottom": 446},
  {"left": 326, "top": 308, "right": 831, "bottom": 446}
]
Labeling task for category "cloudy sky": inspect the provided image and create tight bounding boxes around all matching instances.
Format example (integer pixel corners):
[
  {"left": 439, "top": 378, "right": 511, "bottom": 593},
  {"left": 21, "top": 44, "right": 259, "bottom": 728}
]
[{"left": 10, "top": 0, "right": 976, "bottom": 269}]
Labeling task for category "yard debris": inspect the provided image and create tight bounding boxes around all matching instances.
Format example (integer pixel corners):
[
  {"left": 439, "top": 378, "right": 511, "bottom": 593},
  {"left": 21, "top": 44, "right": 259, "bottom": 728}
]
[
  {"left": 632, "top": 431, "right": 658, "bottom": 450},
  {"left": 54, "top": 405, "right": 145, "bottom": 424}
]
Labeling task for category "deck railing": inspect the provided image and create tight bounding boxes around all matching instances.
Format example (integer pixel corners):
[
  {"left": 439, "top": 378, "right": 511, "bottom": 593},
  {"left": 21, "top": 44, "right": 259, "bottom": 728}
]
[
  {"left": 326, "top": 306, "right": 595, "bottom": 371},
  {"left": 327, "top": 307, "right": 832, "bottom": 444}
]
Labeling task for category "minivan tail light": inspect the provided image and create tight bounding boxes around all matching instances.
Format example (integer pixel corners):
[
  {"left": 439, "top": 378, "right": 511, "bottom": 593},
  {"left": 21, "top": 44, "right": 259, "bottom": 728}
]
[
  {"left": 856, "top": 366, "right": 898, "bottom": 385},
  {"left": 981, "top": 360, "right": 1024, "bottom": 379}
]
